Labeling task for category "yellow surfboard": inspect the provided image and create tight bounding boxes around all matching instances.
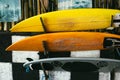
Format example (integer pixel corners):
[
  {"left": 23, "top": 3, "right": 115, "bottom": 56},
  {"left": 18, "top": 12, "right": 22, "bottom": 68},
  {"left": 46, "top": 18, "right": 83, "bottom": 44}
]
[
  {"left": 10, "top": 8, "right": 120, "bottom": 32},
  {"left": 6, "top": 32, "right": 120, "bottom": 52}
]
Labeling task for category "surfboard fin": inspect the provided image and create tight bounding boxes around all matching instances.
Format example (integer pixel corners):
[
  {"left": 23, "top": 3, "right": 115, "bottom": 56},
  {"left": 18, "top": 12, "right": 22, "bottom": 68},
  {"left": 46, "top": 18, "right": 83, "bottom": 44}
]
[
  {"left": 25, "top": 66, "right": 30, "bottom": 72},
  {"left": 104, "top": 37, "right": 120, "bottom": 48},
  {"left": 25, "top": 62, "right": 50, "bottom": 80},
  {"left": 26, "top": 58, "right": 34, "bottom": 61}
]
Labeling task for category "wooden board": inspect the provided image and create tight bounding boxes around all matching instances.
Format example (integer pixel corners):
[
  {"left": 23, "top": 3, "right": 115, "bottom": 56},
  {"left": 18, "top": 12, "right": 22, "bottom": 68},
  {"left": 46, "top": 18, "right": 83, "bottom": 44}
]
[
  {"left": 23, "top": 57, "right": 120, "bottom": 72},
  {"left": 10, "top": 8, "right": 120, "bottom": 32},
  {"left": 6, "top": 32, "right": 120, "bottom": 51}
]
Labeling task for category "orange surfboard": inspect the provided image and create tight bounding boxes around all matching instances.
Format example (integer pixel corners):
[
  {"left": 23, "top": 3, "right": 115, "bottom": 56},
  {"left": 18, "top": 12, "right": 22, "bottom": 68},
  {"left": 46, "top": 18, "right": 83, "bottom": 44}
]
[{"left": 6, "top": 32, "right": 120, "bottom": 52}]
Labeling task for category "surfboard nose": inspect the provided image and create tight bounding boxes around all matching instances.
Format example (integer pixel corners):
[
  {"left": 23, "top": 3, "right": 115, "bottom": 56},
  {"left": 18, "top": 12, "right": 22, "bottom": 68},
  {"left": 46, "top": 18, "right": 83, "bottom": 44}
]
[{"left": 103, "top": 37, "right": 120, "bottom": 48}]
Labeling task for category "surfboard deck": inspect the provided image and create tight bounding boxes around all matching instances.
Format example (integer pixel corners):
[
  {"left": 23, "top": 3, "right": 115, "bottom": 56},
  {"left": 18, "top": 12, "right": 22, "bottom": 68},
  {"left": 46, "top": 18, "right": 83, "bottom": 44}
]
[
  {"left": 10, "top": 8, "right": 120, "bottom": 32},
  {"left": 6, "top": 32, "right": 120, "bottom": 51},
  {"left": 23, "top": 57, "right": 120, "bottom": 72}
]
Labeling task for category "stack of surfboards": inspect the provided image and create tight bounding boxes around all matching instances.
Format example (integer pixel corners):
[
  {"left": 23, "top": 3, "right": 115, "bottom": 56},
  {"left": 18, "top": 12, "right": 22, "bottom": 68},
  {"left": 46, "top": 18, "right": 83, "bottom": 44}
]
[{"left": 6, "top": 8, "right": 120, "bottom": 79}]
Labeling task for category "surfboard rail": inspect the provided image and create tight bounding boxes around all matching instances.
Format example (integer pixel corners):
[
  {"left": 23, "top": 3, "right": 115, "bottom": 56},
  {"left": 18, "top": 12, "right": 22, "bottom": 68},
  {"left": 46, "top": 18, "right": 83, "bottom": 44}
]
[{"left": 23, "top": 57, "right": 120, "bottom": 72}]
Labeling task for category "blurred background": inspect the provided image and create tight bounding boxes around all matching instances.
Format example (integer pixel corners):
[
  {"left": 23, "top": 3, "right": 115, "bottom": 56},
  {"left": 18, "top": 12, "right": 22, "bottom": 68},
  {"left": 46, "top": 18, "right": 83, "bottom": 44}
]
[{"left": 0, "top": 0, "right": 120, "bottom": 31}]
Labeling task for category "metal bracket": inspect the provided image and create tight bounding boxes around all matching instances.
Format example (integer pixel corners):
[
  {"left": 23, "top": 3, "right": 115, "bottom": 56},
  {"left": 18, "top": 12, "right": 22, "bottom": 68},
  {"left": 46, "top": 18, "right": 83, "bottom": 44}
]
[
  {"left": 37, "top": 41, "right": 49, "bottom": 58},
  {"left": 42, "top": 41, "right": 49, "bottom": 58},
  {"left": 37, "top": 41, "right": 50, "bottom": 80},
  {"left": 111, "top": 15, "right": 114, "bottom": 27},
  {"left": 40, "top": 17, "right": 47, "bottom": 33},
  {"left": 104, "top": 37, "right": 120, "bottom": 48},
  {"left": 40, "top": 62, "right": 49, "bottom": 80}
]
